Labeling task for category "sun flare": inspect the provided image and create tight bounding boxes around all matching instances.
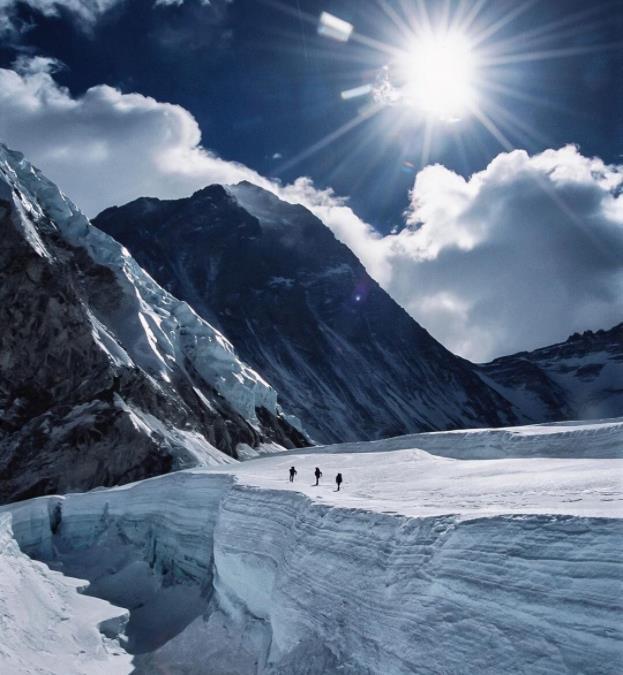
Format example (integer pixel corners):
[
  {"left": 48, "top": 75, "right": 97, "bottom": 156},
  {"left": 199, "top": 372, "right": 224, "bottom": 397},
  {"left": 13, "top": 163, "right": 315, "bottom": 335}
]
[
  {"left": 275, "top": 1, "right": 618, "bottom": 173},
  {"left": 397, "top": 31, "right": 478, "bottom": 121}
]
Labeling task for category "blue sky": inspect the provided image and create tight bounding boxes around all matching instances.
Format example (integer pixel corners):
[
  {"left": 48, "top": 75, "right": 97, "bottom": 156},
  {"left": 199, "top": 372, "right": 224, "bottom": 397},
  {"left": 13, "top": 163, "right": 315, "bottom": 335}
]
[
  {"left": 2, "top": 0, "right": 621, "bottom": 230},
  {"left": 0, "top": 0, "right": 621, "bottom": 360}
]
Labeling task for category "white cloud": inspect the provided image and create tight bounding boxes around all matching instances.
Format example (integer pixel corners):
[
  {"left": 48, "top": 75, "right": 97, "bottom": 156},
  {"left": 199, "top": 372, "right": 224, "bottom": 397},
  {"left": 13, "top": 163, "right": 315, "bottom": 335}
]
[
  {"left": 386, "top": 146, "right": 623, "bottom": 360},
  {"left": 0, "top": 0, "right": 225, "bottom": 38},
  {"left": 0, "top": 0, "right": 118, "bottom": 33},
  {"left": 0, "top": 59, "right": 621, "bottom": 362},
  {"left": 0, "top": 60, "right": 390, "bottom": 276},
  {"left": 0, "top": 60, "right": 271, "bottom": 208},
  {"left": 12, "top": 54, "right": 64, "bottom": 74}
]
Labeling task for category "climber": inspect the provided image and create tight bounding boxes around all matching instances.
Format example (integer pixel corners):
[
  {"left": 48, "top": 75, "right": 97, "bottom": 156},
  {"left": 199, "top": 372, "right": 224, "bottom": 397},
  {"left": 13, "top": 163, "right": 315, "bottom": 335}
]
[
  {"left": 336, "top": 472, "right": 343, "bottom": 491},
  {"left": 314, "top": 467, "right": 322, "bottom": 486},
  {"left": 289, "top": 466, "right": 297, "bottom": 482}
]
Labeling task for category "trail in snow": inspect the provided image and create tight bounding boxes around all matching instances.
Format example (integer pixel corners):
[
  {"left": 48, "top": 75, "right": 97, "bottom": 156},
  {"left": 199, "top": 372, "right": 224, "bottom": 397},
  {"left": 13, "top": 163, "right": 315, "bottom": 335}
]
[{"left": 210, "top": 448, "right": 623, "bottom": 520}]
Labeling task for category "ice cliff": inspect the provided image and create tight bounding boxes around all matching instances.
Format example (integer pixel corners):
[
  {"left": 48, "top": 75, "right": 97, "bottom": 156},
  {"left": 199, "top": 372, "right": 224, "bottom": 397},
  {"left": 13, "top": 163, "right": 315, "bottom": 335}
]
[{"left": 2, "top": 418, "right": 622, "bottom": 674}]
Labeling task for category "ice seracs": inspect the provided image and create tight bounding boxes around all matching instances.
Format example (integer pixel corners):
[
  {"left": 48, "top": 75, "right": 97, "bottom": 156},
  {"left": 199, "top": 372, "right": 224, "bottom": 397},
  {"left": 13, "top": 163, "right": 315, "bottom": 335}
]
[{"left": 0, "top": 144, "right": 307, "bottom": 503}]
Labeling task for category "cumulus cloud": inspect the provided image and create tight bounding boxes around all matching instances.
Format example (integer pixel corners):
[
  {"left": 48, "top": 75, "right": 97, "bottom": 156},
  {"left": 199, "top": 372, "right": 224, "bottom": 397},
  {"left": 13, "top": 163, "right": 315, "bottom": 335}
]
[
  {"left": 0, "top": 59, "right": 621, "bottom": 361},
  {"left": 0, "top": 59, "right": 271, "bottom": 208},
  {"left": 385, "top": 146, "right": 623, "bottom": 360},
  {"left": 0, "top": 59, "right": 389, "bottom": 271}
]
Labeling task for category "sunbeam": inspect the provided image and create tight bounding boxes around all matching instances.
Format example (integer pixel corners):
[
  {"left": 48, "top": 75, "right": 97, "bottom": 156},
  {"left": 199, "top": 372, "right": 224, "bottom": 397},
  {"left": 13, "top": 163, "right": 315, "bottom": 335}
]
[
  {"left": 258, "top": 0, "right": 622, "bottom": 190},
  {"left": 274, "top": 102, "right": 383, "bottom": 174}
]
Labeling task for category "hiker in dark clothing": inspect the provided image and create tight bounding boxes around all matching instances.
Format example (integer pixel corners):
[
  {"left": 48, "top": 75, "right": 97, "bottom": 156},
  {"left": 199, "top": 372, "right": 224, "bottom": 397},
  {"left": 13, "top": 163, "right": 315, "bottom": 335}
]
[
  {"left": 336, "top": 472, "right": 343, "bottom": 491},
  {"left": 289, "top": 466, "right": 297, "bottom": 482},
  {"left": 314, "top": 467, "right": 322, "bottom": 486}
]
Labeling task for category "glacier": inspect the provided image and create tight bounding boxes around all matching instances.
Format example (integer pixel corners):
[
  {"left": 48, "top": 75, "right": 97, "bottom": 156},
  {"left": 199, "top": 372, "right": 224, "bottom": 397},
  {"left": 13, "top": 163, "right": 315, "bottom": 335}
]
[{"left": 1, "top": 418, "right": 621, "bottom": 674}]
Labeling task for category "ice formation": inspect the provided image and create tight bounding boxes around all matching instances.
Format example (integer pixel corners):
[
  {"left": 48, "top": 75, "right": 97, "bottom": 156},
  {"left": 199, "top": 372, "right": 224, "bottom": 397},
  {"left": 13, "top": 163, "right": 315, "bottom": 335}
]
[{"left": 1, "top": 419, "right": 621, "bottom": 674}]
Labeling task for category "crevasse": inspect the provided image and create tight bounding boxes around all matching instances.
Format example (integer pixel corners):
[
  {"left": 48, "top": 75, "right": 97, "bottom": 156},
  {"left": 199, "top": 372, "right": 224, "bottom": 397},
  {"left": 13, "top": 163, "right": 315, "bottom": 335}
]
[{"left": 4, "top": 468, "right": 622, "bottom": 675}]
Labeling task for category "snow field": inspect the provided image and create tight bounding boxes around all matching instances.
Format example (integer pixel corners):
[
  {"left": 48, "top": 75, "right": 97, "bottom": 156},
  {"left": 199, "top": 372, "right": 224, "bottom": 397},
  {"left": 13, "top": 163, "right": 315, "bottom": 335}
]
[
  {"left": 212, "top": 446, "right": 623, "bottom": 519},
  {"left": 300, "top": 417, "right": 623, "bottom": 459}
]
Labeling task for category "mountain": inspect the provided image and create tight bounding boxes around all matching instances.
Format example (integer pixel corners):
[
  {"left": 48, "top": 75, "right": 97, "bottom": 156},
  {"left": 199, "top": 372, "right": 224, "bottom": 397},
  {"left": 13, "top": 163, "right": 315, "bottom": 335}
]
[
  {"left": 0, "top": 145, "right": 306, "bottom": 504},
  {"left": 94, "top": 181, "right": 520, "bottom": 443},
  {"left": 479, "top": 323, "right": 623, "bottom": 422}
]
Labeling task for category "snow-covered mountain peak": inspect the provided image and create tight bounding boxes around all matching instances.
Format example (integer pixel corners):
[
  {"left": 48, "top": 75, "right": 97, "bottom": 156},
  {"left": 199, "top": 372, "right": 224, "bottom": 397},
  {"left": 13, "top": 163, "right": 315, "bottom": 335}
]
[
  {"left": 0, "top": 144, "right": 307, "bottom": 502},
  {"left": 227, "top": 180, "right": 327, "bottom": 233},
  {"left": 479, "top": 321, "right": 623, "bottom": 422},
  {"left": 96, "top": 181, "right": 521, "bottom": 443}
]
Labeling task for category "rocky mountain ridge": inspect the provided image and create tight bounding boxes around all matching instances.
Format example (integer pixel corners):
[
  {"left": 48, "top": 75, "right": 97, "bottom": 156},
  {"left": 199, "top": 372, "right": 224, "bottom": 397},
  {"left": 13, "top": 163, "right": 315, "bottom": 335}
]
[
  {"left": 95, "top": 181, "right": 520, "bottom": 443},
  {"left": 479, "top": 322, "right": 623, "bottom": 422},
  {"left": 0, "top": 145, "right": 306, "bottom": 503}
]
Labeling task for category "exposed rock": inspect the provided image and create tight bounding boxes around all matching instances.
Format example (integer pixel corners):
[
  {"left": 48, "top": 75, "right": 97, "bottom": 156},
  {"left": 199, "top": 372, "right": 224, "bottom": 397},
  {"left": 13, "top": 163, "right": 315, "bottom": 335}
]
[
  {"left": 94, "top": 181, "right": 520, "bottom": 443},
  {"left": 0, "top": 145, "right": 307, "bottom": 503},
  {"left": 479, "top": 323, "right": 623, "bottom": 422}
]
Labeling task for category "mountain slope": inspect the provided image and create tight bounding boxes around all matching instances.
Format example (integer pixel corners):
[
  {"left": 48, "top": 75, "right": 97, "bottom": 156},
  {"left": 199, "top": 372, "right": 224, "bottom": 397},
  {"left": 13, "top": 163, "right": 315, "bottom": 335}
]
[
  {"left": 94, "top": 181, "right": 519, "bottom": 443},
  {"left": 0, "top": 145, "right": 306, "bottom": 504},
  {"left": 479, "top": 323, "right": 623, "bottom": 422}
]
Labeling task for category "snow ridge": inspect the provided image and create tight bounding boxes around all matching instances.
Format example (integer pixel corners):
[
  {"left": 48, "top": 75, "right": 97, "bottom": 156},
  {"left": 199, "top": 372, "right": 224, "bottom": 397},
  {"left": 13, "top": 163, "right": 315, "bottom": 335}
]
[
  {"left": 0, "top": 144, "right": 277, "bottom": 423},
  {"left": 480, "top": 323, "right": 623, "bottom": 423},
  {"left": 301, "top": 418, "right": 623, "bottom": 460}
]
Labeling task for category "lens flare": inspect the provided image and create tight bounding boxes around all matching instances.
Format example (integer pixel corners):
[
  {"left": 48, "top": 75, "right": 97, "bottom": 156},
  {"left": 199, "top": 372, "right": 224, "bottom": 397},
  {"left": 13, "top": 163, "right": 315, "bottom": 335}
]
[{"left": 270, "top": 0, "right": 618, "bottom": 173}]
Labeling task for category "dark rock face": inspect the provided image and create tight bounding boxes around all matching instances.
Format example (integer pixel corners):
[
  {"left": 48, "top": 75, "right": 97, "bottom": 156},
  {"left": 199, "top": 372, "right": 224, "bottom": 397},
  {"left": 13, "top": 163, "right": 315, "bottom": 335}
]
[
  {"left": 95, "top": 181, "right": 520, "bottom": 443},
  {"left": 0, "top": 147, "right": 306, "bottom": 504},
  {"left": 479, "top": 323, "right": 623, "bottom": 423}
]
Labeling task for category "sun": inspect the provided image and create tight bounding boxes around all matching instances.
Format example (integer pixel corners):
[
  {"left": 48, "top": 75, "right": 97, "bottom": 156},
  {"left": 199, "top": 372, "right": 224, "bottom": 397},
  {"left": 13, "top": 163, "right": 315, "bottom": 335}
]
[
  {"left": 272, "top": 1, "right": 616, "bottom": 174},
  {"left": 397, "top": 30, "right": 478, "bottom": 121}
]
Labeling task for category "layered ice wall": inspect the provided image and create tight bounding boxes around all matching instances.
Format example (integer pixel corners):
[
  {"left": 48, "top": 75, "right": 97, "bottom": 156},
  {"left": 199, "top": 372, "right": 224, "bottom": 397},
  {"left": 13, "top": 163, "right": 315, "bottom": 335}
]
[
  {"left": 8, "top": 472, "right": 231, "bottom": 584},
  {"left": 4, "top": 433, "right": 622, "bottom": 675},
  {"left": 212, "top": 488, "right": 622, "bottom": 674}
]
